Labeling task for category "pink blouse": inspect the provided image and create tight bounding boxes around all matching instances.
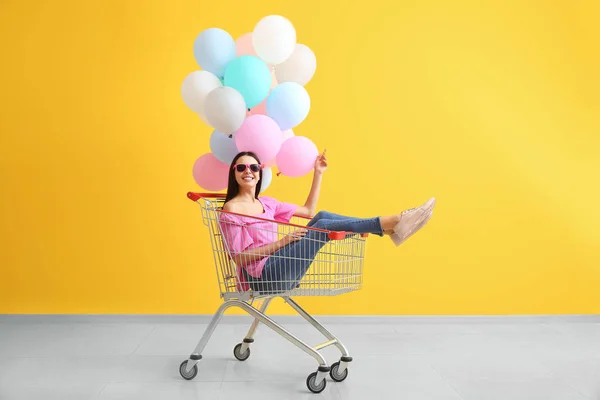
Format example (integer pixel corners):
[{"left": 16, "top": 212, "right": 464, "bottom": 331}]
[{"left": 218, "top": 196, "right": 298, "bottom": 291}]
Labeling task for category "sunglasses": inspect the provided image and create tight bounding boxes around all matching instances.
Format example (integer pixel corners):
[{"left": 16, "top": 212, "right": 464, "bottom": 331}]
[{"left": 233, "top": 163, "right": 263, "bottom": 173}]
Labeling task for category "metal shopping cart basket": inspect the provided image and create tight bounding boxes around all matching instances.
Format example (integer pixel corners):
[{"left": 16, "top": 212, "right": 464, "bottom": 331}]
[{"left": 179, "top": 192, "right": 368, "bottom": 394}]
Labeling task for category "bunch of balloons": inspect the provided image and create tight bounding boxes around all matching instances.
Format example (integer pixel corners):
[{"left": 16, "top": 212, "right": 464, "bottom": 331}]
[{"left": 182, "top": 15, "right": 319, "bottom": 192}]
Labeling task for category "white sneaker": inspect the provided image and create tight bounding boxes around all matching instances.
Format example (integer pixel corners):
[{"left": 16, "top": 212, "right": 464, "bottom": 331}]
[
  {"left": 391, "top": 210, "right": 434, "bottom": 246},
  {"left": 391, "top": 198, "right": 436, "bottom": 246}
]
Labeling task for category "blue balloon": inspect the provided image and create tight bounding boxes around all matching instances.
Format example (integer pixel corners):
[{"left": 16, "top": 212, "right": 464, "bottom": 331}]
[
  {"left": 193, "top": 28, "right": 236, "bottom": 78},
  {"left": 209, "top": 130, "right": 239, "bottom": 164},
  {"left": 266, "top": 82, "right": 311, "bottom": 130},
  {"left": 224, "top": 56, "right": 271, "bottom": 109}
]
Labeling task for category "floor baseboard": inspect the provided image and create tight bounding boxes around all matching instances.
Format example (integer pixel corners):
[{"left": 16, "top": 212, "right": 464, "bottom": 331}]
[{"left": 1, "top": 314, "right": 599, "bottom": 324}]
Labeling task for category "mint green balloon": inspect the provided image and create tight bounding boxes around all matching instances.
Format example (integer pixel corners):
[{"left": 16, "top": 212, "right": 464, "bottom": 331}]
[{"left": 224, "top": 56, "right": 271, "bottom": 108}]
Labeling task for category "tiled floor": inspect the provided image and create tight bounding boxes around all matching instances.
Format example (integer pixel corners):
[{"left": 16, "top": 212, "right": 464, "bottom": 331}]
[{"left": 1, "top": 314, "right": 599, "bottom": 399}]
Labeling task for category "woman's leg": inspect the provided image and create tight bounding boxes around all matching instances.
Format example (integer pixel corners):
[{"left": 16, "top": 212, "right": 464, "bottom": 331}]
[
  {"left": 306, "top": 208, "right": 432, "bottom": 234},
  {"left": 251, "top": 198, "right": 436, "bottom": 293},
  {"left": 252, "top": 217, "right": 383, "bottom": 293},
  {"left": 306, "top": 211, "right": 357, "bottom": 227},
  {"left": 309, "top": 211, "right": 398, "bottom": 238},
  {"left": 308, "top": 211, "right": 389, "bottom": 235},
  {"left": 249, "top": 226, "right": 329, "bottom": 293},
  {"left": 311, "top": 216, "right": 384, "bottom": 236}
]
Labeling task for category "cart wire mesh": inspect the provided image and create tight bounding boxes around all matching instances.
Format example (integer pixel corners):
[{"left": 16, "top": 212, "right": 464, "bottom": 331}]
[{"left": 190, "top": 193, "right": 367, "bottom": 300}]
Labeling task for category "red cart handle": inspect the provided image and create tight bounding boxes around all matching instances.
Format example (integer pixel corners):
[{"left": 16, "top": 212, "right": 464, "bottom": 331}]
[
  {"left": 187, "top": 192, "right": 224, "bottom": 201},
  {"left": 186, "top": 192, "right": 367, "bottom": 240}
]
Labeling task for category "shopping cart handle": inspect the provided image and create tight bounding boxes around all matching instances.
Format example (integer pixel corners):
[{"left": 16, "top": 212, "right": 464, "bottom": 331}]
[
  {"left": 187, "top": 192, "right": 368, "bottom": 239},
  {"left": 187, "top": 192, "right": 225, "bottom": 201}
]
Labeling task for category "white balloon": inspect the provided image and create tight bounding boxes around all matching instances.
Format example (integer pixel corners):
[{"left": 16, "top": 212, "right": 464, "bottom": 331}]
[
  {"left": 181, "top": 71, "right": 222, "bottom": 118},
  {"left": 253, "top": 15, "right": 296, "bottom": 65},
  {"left": 275, "top": 44, "right": 316, "bottom": 86},
  {"left": 204, "top": 87, "right": 246, "bottom": 134},
  {"left": 282, "top": 129, "right": 295, "bottom": 141},
  {"left": 260, "top": 167, "right": 273, "bottom": 193},
  {"left": 197, "top": 112, "right": 211, "bottom": 127}
]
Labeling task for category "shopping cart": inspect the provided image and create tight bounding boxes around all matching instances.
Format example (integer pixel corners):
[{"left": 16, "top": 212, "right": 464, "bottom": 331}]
[{"left": 179, "top": 192, "right": 368, "bottom": 393}]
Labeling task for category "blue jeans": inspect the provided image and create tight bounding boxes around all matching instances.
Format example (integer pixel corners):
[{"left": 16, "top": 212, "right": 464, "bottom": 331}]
[{"left": 246, "top": 211, "right": 383, "bottom": 293}]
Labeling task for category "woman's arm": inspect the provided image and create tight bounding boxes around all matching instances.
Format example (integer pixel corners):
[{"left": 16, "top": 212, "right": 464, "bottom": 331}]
[
  {"left": 232, "top": 241, "right": 282, "bottom": 267},
  {"left": 221, "top": 202, "right": 306, "bottom": 267},
  {"left": 232, "top": 230, "right": 306, "bottom": 267},
  {"left": 295, "top": 150, "right": 328, "bottom": 218}
]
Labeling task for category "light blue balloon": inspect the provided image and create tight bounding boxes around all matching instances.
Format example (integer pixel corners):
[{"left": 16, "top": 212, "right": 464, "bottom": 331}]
[
  {"left": 193, "top": 28, "right": 236, "bottom": 78},
  {"left": 224, "top": 56, "right": 271, "bottom": 109},
  {"left": 266, "top": 82, "right": 311, "bottom": 130},
  {"left": 209, "top": 130, "right": 239, "bottom": 164},
  {"left": 260, "top": 167, "right": 273, "bottom": 193}
]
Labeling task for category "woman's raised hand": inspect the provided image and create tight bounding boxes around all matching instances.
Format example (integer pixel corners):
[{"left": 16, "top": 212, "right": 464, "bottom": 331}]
[{"left": 314, "top": 149, "right": 328, "bottom": 175}]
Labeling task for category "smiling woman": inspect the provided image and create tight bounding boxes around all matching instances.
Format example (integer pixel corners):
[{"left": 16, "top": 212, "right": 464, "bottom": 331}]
[{"left": 219, "top": 151, "right": 436, "bottom": 294}]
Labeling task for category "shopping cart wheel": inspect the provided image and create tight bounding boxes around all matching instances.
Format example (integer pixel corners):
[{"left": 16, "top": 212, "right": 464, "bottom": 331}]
[
  {"left": 306, "top": 371, "right": 327, "bottom": 394},
  {"left": 329, "top": 361, "right": 349, "bottom": 382},
  {"left": 233, "top": 343, "right": 251, "bottom": 361},
  {"left": 179, "top": 360, "right": 198, "bottom": 380}
]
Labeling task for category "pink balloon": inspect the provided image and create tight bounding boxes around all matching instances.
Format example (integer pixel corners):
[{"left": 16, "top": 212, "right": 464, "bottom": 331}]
[
  {"left": 276, "top": 136, "right": 319, "bottom": 177},
  {"left": 235, "top": 115, "right": 283, "bottom": 163},
  {"left": 192, "top": 153, "right": 229, "bottom": 191},
  {"left": 235, "top": 33, "right": 256, "bottom": 57}
]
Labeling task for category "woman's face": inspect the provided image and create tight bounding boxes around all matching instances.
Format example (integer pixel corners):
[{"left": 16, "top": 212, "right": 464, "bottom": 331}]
[{"left": 233, "top": 155, "right": 261, "bottom": 190}]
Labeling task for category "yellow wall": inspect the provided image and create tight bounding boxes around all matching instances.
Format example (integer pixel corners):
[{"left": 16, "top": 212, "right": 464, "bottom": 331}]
[{"left": 1, "top": 0, "right": 599, "bottom": 315}]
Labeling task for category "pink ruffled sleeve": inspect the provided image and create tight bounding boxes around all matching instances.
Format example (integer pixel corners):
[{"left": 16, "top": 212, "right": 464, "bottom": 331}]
[
  {"left": 218, "top": 214, "right": 254, "bottom": 256},
  {"left": 260, "top": 196, "right": 298, "bottom": 223}
]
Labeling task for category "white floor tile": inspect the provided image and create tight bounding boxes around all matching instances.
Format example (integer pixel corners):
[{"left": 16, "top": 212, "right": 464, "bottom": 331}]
[
  {"left": 0, "top": 356, "right": 127, "bottom": 385},
  {"left": 112, "top": 355, "right": 227, "bottom": 383},
  {"left": 97, "top": 382, "right": 221, "bottom": 400},
  {"left": 219, "top": 380, "right": 341, "bottom": 400},
  {"left": 446, "top": 378, "right": 589, "bottom": 400},
  {"left": 0, "top": 382, "right": 105, "bottom": 400},
  {"left": 336, "top": 376, "right": 463, "bottom": 400},
  {"left": 222, "top": 356, "right": 318, "bottom": 382},
  {"left": 2, "top": 318, "right": 600, "bottom": 398},
  {"left": 0, "top": 323, "right": 154, "bottom": 357},
  {"left": 133, "top": 324, "right": 238, "bottom": 356}
]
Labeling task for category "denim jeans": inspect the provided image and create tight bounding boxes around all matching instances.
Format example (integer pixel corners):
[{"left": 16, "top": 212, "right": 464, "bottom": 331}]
[{"left": 246, "top": 211, "right": 383, "bottom": 294}]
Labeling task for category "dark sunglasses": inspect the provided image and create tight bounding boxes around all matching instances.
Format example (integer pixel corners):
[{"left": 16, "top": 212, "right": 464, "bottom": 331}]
[{"left": 233, "top": 163, "right": 263, "bottom": 173}]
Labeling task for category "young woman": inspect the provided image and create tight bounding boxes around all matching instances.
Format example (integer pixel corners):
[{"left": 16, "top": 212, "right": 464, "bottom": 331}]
[{"left": 219, "top": 151, "right": 435, "bottom": 293}]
